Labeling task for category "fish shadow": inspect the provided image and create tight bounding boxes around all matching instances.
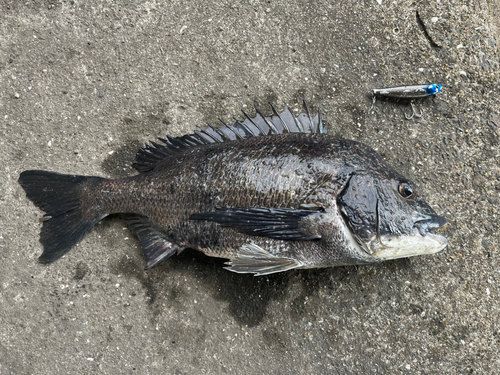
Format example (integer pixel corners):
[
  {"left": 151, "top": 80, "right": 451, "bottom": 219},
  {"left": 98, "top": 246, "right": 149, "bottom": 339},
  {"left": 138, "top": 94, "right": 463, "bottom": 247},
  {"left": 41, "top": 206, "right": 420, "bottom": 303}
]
[
  {"left": 167, "top": 249, "right": 291, "bottom": 327},
  {"left": 151, "top": 249, "right": 388, "bottom": 327}
]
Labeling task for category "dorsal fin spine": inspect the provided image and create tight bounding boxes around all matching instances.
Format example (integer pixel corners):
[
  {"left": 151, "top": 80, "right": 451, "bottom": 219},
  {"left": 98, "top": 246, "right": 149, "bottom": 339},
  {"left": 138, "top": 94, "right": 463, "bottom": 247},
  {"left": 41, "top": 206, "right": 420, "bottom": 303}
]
[
  {"left": 208, "top": 124, "right": 228, "bottom": 142},
  {"left": 286, "top": 105, "right": 304, "bottom": 133},
  {"left": 234, "top": 119, "right": 258, "bottom": 137},
  {"left": 269, "top": 102, "right": 290, "bottom": 133},
  {"left": 242, "top": 110, "right": 268, "bottom": 135},
  {"left": 166, "top": 135, "right": 188, "bottom": 149},
  {"left": 317, "top": 110, "right": 326, "bottom": 134},
  {"left": 194, "top": 130, "right": 214, "bottom": 144},
  {"left": 180, "top": 135, "right": 201, "bottom": 146},
  {"left": 302, "top": 99, "right": 315, "bottom": 133},
  {"left": 202, "top": 127, "right": 223, "bottom": 143},
  {"left": 254, "top": 106, "right": 279, "bottom": 134},
  {"left": 219, "top": 119, "right": 243, "bottom": 140}
]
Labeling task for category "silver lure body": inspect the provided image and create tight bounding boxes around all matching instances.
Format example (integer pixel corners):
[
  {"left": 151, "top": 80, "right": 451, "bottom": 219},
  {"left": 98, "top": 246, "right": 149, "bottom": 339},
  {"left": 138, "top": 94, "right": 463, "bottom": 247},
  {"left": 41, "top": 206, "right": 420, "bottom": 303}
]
[{"left": 372, "top": 84, "right": 442, "bottom": 99}]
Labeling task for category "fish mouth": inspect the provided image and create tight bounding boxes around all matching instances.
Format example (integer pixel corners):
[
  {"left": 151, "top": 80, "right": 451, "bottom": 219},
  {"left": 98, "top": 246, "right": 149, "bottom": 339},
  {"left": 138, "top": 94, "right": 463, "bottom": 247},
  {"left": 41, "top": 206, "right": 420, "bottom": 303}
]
[{"left": 414, "top": 215, "right": 448, "bottom": 242}]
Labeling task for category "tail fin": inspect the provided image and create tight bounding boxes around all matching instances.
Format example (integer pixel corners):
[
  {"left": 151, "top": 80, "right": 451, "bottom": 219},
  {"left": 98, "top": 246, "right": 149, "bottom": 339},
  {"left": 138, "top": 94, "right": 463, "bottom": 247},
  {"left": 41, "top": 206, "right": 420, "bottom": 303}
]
[{"left": 18, "top": 170, "right": 106, "bottom": 263}]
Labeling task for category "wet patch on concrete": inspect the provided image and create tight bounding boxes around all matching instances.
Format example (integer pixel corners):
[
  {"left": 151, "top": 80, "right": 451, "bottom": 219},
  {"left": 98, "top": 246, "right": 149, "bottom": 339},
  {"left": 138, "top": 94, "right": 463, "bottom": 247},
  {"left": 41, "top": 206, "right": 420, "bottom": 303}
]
[
  {"left": 100, "top": 139, "right": 142, "bottom": 178},
  {"left": 165, "top": 249, "right": 291, "bottom": 327}
]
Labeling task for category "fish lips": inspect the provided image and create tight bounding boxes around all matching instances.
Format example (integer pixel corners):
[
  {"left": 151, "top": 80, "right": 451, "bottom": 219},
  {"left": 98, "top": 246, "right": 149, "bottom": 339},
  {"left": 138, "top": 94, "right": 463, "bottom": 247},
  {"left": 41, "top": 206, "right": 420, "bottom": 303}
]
[
  {"left": 415, "top": 215, "right": 448, "bottom": 238},
  {"left": 366, "top": 214, "right": 449, "bottom": 260},
  {"left": 412, "top": 214, "right": 449, "bottom": 250}
]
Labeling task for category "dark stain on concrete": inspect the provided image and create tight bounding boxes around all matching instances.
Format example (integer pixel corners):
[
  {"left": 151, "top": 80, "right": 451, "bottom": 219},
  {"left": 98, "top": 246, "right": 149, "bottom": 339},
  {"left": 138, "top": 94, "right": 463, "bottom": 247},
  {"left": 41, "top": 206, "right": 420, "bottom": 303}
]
[{"left": 101, "top": 139, "right": 142, "bottom": 178}]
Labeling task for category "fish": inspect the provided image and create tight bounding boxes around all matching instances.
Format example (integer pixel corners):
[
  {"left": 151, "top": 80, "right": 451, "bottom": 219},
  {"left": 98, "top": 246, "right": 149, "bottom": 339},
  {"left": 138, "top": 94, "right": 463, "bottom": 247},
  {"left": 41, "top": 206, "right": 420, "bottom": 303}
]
[{"left": 18, "top": 101, "right": 449, "bottom": 275}]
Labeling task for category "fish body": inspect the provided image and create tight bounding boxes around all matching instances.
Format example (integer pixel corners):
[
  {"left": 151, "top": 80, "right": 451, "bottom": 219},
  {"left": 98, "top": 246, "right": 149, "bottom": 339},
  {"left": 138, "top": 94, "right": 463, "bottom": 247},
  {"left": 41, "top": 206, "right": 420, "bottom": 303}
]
[{"left": 19, "top": 103, "right": 448, "bottom": 275}]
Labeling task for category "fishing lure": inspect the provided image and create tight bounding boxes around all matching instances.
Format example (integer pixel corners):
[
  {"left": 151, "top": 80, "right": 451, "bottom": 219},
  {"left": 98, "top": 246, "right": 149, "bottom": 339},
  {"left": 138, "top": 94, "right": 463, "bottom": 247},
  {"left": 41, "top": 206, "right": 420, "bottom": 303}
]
[{"left": 371, "top": 84, "right": 443, "bottom": 119}]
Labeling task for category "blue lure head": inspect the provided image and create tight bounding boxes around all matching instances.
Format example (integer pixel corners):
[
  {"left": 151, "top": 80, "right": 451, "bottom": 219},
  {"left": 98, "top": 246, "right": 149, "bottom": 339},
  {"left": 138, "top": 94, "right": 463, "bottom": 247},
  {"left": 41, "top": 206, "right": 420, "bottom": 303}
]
[{"left": 425, "top": 84, "right": 443, "bottom": 96}]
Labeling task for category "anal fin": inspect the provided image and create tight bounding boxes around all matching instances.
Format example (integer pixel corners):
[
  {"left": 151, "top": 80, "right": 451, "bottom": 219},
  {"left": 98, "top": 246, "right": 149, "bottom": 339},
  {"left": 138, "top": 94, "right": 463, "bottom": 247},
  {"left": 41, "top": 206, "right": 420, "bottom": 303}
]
[
  {"left": 127, "top": 216, "right": 182, "bottom": 270},
  {"left": 225, "top": 243, "right": 301, "bottom": 276}
]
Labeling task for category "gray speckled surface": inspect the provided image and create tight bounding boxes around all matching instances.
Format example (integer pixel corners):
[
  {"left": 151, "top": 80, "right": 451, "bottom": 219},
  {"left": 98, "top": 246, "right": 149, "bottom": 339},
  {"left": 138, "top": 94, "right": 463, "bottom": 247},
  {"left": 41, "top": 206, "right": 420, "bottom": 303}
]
[{"left": 1, "top": 1, "right": 499, "bottom": 374}]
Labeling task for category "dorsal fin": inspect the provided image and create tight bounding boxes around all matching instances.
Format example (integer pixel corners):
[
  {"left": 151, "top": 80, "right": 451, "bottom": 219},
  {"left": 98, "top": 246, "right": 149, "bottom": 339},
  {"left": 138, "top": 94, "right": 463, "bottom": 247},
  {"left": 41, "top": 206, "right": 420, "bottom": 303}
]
[{"left": 133, "top": 101, "right": 327, "bottom": 172}]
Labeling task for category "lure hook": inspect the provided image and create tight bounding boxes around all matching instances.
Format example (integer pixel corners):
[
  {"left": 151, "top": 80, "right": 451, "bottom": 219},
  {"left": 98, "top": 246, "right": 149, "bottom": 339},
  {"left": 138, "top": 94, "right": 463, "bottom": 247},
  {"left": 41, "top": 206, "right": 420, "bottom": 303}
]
[
  {"left": 404, "top": 100, "right": 424, "bottom": 120},
  {"left": 368, "top": 95, "right": 379, "bottom": 114}
]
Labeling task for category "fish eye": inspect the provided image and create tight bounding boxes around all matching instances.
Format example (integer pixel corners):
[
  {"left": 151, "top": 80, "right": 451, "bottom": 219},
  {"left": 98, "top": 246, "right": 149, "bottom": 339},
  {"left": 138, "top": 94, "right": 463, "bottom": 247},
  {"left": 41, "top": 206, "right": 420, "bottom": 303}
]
[{"left": 398, "top": 182, "right": 415, "bottom": 199}]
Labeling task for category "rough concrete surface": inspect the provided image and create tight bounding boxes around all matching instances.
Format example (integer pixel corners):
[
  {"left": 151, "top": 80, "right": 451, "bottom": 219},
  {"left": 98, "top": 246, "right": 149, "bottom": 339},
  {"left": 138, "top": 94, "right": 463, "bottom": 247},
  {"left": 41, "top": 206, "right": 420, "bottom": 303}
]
[{"left": 1, "top": 0, "right": 499, "bottom": 374}]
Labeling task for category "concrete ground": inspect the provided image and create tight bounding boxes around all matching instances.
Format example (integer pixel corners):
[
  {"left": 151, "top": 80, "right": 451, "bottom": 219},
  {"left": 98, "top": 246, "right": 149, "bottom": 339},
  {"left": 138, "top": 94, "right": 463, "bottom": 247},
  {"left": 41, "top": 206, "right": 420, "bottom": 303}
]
[{"left": 1, "top": 0, "right": 499, "bottom": 374}]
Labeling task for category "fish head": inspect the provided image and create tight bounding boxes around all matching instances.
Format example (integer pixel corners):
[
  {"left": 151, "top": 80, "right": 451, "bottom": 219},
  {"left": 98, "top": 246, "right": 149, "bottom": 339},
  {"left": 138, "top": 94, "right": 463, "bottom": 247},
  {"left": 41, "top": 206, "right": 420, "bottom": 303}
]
[{"left": 337, "top": 171, "right": 448, "bottom": 261}]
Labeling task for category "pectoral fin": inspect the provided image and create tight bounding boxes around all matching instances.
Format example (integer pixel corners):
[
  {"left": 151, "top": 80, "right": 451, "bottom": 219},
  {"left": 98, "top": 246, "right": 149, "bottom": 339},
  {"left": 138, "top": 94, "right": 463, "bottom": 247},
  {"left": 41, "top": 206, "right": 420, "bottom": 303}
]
[
  {"left": 225, "top": 243, "right": 301, "bottom": 276},
  {"left": 189, "top": 207, "right": 323, "bottom": 241}
]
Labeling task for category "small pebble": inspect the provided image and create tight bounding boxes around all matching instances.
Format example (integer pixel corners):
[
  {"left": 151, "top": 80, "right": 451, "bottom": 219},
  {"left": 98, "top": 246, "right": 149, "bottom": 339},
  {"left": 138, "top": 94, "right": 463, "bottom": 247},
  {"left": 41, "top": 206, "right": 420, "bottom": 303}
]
[
  {"left": 14, "top": 92, "right": 20, "bottom": 98},
  {"left": 481, "top": 238, "right": 489, "bottom": 249},
  {"left": 431, "top": 17, "right": 439, "bottom": 23},
  {"left": 472, "top": 175, "right": 486, "bottom": 187}
]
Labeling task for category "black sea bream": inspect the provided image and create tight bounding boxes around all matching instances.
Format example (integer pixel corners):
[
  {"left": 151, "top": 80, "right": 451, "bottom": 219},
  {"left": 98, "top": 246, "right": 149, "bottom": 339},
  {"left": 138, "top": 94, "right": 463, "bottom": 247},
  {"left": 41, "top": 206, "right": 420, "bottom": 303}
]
[{"left": 19, "top": 102, "right": 448, "bottom": 275}]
